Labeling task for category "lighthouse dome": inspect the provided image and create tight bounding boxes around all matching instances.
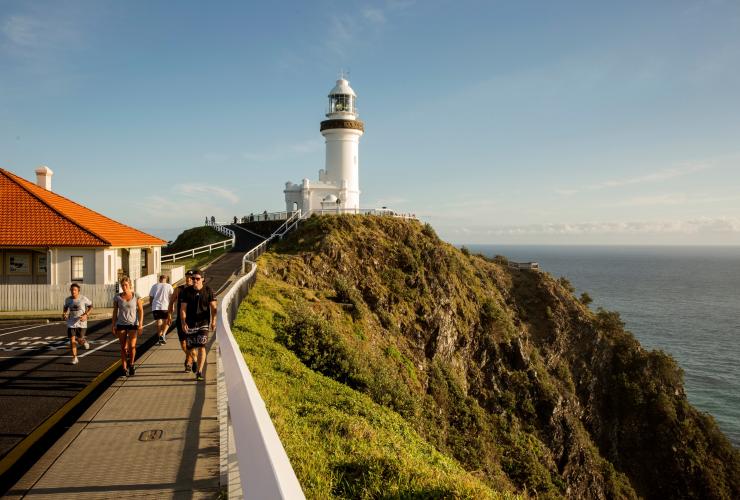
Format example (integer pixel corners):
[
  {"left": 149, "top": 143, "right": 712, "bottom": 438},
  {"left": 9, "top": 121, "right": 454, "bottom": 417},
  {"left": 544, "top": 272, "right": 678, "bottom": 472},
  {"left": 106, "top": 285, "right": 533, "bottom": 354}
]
[
  {"left": 328, "top": 78, "right": 356, "bottom": 97},
  {"left": 323, "top": 194, "right": 338, "bottom": 203}
]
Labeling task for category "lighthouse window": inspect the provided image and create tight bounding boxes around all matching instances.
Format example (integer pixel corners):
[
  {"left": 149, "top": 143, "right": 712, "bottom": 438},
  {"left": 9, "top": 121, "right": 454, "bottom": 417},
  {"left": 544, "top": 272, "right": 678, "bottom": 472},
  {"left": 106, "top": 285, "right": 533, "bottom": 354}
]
[{"left": 331, "top": 94, "right": 354, "bottom": 113}]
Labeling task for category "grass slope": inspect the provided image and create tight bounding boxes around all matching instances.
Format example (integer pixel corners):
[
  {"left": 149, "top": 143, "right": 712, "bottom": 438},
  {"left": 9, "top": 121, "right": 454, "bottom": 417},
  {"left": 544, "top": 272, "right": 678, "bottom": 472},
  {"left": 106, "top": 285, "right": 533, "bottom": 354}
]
[
  {"left": 232, "top": 215, "right": 739, "bottom": 499},
  {"left": 232, "top": 277, "right": 516, "bottom": 499},
  {"left": 163, "top": 226, "right": 228, "bottom": 254}
]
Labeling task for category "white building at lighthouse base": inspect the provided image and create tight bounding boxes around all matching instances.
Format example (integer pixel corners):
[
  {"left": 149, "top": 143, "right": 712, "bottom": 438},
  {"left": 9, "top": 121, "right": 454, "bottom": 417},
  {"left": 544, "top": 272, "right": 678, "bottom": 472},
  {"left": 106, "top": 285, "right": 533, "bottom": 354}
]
[{"left": 284, "top": 172, "right": 355, "bottom": 213}]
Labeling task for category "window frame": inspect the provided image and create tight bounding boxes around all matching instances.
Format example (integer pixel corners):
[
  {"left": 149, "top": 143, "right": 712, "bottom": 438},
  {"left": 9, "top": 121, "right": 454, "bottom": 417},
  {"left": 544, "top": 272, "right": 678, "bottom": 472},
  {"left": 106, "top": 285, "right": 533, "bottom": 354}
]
[{"left": 71, "top": 255, "right": 84, "bottom": 282}]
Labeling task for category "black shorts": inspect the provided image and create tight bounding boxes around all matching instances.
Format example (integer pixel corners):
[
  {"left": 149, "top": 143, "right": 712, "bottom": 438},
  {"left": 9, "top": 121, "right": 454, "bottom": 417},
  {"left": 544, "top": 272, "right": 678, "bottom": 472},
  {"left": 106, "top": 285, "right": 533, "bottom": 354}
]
[
  {"left": 153, "top": 310, "right": 168, "bottom": 320},
  {"left": 116, "top": 324, "right": 139, "bottom": 332},
  {"left": 67, "top": 327, "right": 86, "bottom": 339},
  {"left": 186, "top": 326, "right": 209, "bottom": 348}
]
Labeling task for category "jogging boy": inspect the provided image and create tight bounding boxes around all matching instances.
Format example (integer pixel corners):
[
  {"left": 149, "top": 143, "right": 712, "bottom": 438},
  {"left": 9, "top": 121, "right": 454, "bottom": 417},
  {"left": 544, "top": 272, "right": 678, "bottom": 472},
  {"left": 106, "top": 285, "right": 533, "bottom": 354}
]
[{"left": 62, "top": 283, "right": 92, "bottom": 365}]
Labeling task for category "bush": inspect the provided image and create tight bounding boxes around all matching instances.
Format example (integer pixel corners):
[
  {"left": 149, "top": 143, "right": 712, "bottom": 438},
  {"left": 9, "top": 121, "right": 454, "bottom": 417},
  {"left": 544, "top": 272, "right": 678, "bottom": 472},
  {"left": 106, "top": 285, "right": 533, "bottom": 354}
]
[
  {"left": 275, "top": 305, "right": 361, "bottom": 387},
  {"left": 579, "top": 292, "right": 593, "bottom": 306}
]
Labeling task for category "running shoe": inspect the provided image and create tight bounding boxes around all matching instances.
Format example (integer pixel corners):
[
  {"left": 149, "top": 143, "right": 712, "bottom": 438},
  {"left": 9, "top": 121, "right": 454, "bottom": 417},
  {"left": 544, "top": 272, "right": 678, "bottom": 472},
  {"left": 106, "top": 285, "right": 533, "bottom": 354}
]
[
  {"left": 123, "top": 367, "right": 129, "bottom": 377},
  {"left": 71, "top": 356, "right": 79, "bottom": 365},
  {"left": 196, "top": 372, "right": 204, "bottom": 381},
  {"left": 160, "top": 335, "right": 166, "bottom": 344},
  {"left": 192, "top": 363, "right": 197, "bottom": 374},
  {"left": 184, "top": 362, "right": 191, "bottom": 372},
  {"left": 129, "top": 364, "right": 136, "bottom": 376},
  {"left": 83, "top": 340, "right": 90, "bottom": 350}
]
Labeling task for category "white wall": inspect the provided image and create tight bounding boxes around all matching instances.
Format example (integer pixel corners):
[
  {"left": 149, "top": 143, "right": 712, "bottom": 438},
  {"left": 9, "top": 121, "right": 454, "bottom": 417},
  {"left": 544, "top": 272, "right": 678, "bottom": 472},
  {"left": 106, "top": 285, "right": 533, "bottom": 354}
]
[
  {"left": 55, "top": 248, "right": 97, "bottom": 285},
  {"left": 322, "top": 128, "right": 362, "bottom": 209},
  {"left": 135, "top": 273, "right": 158, "bottom": 298},
  {"left": 128, "top": 248, "right": 142, "bottom": 281}
]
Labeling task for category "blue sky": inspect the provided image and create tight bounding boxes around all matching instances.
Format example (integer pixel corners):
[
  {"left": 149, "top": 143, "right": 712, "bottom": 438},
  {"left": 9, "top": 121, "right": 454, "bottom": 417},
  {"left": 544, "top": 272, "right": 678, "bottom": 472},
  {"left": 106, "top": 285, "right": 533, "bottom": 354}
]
[{"left": 1, "top": 0, "right": 739, "bottom": 244}]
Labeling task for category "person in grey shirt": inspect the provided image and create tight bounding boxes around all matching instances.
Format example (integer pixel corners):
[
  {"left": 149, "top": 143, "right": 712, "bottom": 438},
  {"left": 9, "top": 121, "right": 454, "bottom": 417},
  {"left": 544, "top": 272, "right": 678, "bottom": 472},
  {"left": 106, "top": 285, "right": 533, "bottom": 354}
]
[
  {"left": 112, "top": 276, "right": 144, "bottom": 377},
  {"left": 62, "top": 283, "right": 92, "bottom": 366}
]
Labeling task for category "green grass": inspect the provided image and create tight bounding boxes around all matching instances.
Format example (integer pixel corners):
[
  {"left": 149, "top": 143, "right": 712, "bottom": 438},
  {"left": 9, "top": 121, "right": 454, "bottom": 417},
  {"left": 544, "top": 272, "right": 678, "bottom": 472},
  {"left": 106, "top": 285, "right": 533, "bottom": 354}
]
[
  {"left": 232, "top": 278, "right": 517, "bottom": 500},
  {"left": 164, "top": 247, "right": 228, "bottom": 273},
  {"left": 163, "top": 226, "right": 227, "bottom": 253}
]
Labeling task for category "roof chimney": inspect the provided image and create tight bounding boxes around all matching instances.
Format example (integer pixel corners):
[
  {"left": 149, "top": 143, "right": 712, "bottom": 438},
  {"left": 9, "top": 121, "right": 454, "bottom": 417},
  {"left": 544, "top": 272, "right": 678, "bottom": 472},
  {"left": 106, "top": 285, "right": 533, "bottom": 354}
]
[{"left": 35, "top": 165, "right": 53, "bottom": 191}]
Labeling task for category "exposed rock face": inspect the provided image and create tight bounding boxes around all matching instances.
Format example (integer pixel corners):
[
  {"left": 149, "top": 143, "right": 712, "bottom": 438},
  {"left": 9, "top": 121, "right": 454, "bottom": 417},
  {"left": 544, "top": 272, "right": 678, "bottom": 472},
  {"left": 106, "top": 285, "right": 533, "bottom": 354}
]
[{"left": 267, "top": 215, "right": 740, "bottom": 499}]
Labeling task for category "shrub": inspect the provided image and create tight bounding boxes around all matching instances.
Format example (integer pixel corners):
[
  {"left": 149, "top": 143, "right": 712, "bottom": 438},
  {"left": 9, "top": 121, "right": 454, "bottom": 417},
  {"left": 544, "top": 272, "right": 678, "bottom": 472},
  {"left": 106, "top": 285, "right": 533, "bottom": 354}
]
[{"left": 579, "top": 292, "right": 593, "bottom": 306}]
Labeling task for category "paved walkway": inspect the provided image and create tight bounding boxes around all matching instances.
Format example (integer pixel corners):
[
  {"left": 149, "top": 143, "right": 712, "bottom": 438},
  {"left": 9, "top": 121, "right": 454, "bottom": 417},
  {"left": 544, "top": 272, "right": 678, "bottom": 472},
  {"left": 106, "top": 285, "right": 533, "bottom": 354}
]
[
  {"left": 8, "top": 334, "right": 220, "bottom": 499},
  {"left": 7, "top": 248, "right": 252, "bottom": 499}
]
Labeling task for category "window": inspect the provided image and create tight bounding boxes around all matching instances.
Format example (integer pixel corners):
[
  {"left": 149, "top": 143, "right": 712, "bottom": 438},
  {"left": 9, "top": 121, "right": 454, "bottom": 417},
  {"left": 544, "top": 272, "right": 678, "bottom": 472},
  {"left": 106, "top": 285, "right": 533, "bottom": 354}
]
[
  {"left": 330, "top": 94, "right": 354, "bottom": 114},
  {"left": 108, "top": 255, "right": 112, "bottom": 282},
  {"left": 141, "top": 249, "right": 148, "bottom": 273},
  {"left": 71, "top": 256, "right": 84, "bottom": 281}
]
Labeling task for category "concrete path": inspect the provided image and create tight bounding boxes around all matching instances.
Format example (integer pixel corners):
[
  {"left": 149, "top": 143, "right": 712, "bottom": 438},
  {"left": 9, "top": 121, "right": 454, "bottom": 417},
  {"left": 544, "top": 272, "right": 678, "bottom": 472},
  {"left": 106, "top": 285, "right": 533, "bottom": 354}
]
[
  {"left": 5, "top": 219, "right": 274, "bottom": 498},
  {"left": 7, "top": 247, "right": 253, "bottom": 499},
  {"left": 8, "top": 326, "right": 221, "bottom": 499}
]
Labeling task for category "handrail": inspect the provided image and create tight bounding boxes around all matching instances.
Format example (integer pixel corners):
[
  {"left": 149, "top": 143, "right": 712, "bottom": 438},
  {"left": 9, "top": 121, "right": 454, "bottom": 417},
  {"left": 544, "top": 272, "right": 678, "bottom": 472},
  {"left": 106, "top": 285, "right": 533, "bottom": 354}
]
[
  {"left": 216, "top": 262, "right": 305, "bottom": 499},
  {"left": 299, "top": 207, "right": 418, "bottom": 220},
  {"left": 273, "top": 209, "right": 302, "bottom": 239},
  {"left": 206, "top": 219, "right": 236, "bottom": 243},
  {"left": 160, "top": 238, "right": 234, "bottom": 264}
]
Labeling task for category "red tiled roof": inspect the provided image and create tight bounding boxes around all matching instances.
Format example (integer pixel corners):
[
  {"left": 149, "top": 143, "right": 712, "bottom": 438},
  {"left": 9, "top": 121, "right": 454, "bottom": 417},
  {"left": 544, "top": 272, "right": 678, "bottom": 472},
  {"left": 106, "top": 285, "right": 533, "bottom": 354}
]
[{"left": 0, "top": 168, "right": 167, "bottom": 248}]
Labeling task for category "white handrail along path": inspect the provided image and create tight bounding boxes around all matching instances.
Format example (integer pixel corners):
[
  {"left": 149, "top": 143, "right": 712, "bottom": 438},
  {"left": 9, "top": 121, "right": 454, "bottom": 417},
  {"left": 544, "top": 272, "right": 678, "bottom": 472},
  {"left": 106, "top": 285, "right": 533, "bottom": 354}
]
[
  {"left": 161, "top": 238, "right": 234, "bottom": 264},
  {"left": 217, "top": 260, "right": 305, "bottom": 500}
]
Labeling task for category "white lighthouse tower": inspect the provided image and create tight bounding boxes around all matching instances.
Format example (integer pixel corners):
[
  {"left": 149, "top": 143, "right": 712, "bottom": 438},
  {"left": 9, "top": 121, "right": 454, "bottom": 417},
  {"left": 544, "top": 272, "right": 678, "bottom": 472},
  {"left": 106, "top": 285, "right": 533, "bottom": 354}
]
[{"left": 284, "top": 76, "right": 365, "bottom": 213}]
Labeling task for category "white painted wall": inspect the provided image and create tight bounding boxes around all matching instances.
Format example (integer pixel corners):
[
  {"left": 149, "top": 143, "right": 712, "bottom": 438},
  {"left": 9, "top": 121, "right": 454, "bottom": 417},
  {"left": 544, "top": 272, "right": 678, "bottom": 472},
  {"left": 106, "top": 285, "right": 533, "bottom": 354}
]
[
  {"left": 134, "top": 273, "right": 158, "bottom": 298},
  {"left": 321, "top": 128, "right": 362, "bottom": 209},
  {"left": 54, "top": 248, "right": 97, "bottom": 285},
  {"left": 128, "top": 248, "right": 142, "bottom": 281}
]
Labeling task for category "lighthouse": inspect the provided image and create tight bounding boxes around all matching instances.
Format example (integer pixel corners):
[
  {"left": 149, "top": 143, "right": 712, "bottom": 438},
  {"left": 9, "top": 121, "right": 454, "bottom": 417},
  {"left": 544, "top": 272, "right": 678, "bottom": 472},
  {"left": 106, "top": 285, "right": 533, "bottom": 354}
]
[{"left": 284, "top": 76, "right": 365, "bottom": 213}]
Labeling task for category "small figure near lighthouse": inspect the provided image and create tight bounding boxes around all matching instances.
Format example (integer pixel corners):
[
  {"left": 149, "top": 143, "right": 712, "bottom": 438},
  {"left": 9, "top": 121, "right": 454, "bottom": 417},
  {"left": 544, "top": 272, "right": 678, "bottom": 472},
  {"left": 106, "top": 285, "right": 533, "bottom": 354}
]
[{"left": 284, "top": 75, "right": 365, "bottom": 213}]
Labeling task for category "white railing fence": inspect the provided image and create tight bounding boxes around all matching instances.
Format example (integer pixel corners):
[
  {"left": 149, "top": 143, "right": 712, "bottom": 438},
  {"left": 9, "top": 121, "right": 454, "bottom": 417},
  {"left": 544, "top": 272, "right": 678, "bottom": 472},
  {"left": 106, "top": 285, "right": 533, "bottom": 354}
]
[
  {"left": 216, "top": 261, "right": 305, "bottom": 500},
  {"left": 160, "top": 238, "right": 234, "bottom": 264},
  {"left": 0, "top": 284, "right": 117, "bottom": 311},
  {"left": 206, "top": 219, "right": 237, "bottom": 242},
  {"left": 301, "top": 207, "right": 418, "bottom": 219}
]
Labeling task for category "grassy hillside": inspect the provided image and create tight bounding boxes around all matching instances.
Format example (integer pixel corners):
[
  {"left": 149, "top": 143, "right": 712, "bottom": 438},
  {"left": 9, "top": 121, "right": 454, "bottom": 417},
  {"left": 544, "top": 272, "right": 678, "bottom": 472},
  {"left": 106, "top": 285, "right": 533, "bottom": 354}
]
[
  {"left": 233, "top": 215, "right": 739, "bottom": 499},
  {"left": 163, "top": 226, "right": 227, "bottom": 254}
]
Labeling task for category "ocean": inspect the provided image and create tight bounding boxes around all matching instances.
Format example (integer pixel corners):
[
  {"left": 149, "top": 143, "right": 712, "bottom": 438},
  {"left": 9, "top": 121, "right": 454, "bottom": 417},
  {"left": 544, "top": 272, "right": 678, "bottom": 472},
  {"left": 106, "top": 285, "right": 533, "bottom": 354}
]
[{"left": 466, "top": 245, "right": 740, "bottom": 448}]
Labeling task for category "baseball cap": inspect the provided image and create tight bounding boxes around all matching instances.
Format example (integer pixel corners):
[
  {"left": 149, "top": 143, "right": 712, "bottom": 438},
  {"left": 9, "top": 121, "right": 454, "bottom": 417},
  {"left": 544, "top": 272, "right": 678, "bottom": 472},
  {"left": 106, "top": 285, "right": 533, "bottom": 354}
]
[{"left": 185, "top": 270, "right": 195, "bottom": 277}]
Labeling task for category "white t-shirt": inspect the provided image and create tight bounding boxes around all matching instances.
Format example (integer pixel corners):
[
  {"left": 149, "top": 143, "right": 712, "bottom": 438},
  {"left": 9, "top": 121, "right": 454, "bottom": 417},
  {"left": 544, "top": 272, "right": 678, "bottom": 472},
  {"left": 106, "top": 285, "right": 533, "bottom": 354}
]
[
  {"left": 64, "top": 295, "right": 92, "bottom": 328},
  {"left": 149, "top": 282, "right": 174, "bottom": 311}
]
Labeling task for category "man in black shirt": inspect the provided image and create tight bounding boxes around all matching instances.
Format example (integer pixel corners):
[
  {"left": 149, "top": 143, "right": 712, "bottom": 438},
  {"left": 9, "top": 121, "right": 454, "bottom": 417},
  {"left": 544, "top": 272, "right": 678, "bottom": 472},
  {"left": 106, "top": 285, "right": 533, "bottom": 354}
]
[{"left": 179, "top": 269, "right": 217, "bottom": 381}]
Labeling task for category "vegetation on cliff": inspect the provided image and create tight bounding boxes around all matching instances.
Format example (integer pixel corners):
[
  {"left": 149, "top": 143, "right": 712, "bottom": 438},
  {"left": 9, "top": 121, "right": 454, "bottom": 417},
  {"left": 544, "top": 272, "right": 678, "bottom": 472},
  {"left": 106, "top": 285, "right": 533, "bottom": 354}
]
[
  {"left": 233, "top": 215, "right": 739, "bottom": 499},
  {"left": 163, "top": 226, "right": 226, "bottom": 254}
]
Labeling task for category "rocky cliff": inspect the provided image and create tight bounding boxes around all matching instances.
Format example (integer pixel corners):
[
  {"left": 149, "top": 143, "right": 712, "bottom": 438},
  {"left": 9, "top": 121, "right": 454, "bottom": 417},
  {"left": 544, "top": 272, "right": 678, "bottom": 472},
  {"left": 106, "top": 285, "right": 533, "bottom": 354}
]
[{"left": 247, "top": 215, "right": 738, "bottom": 499}]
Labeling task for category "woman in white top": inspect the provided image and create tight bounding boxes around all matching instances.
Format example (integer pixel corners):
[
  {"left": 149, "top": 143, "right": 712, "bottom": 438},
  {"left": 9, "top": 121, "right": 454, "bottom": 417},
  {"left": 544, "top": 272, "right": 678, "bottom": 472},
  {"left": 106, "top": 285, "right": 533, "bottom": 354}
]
[{"left": 111, "top": 276, "right": 144, "bottom": 376}]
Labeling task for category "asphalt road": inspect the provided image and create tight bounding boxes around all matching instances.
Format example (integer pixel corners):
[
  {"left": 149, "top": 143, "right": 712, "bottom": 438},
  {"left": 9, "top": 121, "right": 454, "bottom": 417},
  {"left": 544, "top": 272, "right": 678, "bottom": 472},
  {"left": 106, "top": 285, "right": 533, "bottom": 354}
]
[{"left": 0, "top": 312, "right": 160, "bottom": 460}]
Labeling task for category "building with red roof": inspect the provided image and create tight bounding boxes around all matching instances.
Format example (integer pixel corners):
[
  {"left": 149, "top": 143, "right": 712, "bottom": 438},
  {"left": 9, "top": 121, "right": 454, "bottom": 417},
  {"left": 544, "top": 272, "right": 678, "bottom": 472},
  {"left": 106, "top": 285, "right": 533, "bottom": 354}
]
[{"left": 0, "top": 166, "right": 166, "bottom": 286}]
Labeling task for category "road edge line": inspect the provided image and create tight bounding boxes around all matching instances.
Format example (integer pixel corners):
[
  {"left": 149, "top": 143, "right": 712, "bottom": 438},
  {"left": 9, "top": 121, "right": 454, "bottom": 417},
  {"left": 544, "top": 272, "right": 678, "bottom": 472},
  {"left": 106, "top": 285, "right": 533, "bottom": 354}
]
[{"left": 0, "top": 359, "right": 122, "bottom": 477}]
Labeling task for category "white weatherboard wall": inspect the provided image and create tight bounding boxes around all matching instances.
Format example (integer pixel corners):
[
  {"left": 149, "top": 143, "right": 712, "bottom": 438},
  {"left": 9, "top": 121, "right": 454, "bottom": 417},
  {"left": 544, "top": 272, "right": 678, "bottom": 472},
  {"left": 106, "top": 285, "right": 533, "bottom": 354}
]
[
  {"left": 55, "top": 248, "right": 96, "bottom": 285},
  {"left": 135, "top": 273, "right": 158, "bottom": 298}
]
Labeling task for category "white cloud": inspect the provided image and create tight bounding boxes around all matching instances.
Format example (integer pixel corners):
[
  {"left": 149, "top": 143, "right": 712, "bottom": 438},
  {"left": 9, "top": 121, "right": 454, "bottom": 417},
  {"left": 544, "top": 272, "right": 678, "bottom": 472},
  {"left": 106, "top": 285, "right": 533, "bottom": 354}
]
[
  {"left": 456, "top": 217, "right": 740, "bottom": 237},
  {"left": 2, "top": 15, "right": 41, "bottom": 48},
  {"left": 322, "top": 1, "right": 414, "bottom": 59},
  {"left": 362, "top": 8, "right": 386, "bottom": 25},
  {"left": 558, "top": 163, "right": 712, "bottom": 195},
  {"left": 174, "top": 184, "right": 239, "bottom": 204},
  {"left": 610, "top": 193, "right": 740, "bottom": 207}
]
